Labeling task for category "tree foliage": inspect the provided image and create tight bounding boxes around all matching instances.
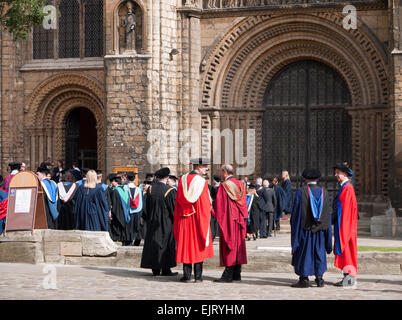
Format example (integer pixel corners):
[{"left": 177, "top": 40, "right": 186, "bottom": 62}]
[{"left": 0, "top": 0, "right": 47, "bottom": 40}]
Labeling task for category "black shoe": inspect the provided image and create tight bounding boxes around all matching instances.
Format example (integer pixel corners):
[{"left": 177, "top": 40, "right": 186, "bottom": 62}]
[
  {"left": 161, "top": 270, "right": 178, "bottom": 276},
  {"left": 194, "top": 278, "right": 203, "bottom": 283},
  {"left": 315, "top": 277, "right": 324, "bottom": 287},
  {"left": 253, "top": 234, "right": 257, "bottom": 240},
  {"left": 291, "top": 277, "right": 309, "bottom": 288},
  {"left": 152, "top": 269, "right": 161, "bottom": 276},
  {"left": 180, "top": 277, "right": 192, "bottom": 283},
  {"left": 133, "top": 239, "right": 141, "bottom": 246},
  {"left": 214, "top": 267, "right": 234, "bottom": 283}
]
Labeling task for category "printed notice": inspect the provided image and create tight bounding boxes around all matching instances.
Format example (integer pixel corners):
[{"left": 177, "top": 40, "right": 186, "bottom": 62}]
[{"left": 15, "top": 189, "right": 32, "bottom": 213}]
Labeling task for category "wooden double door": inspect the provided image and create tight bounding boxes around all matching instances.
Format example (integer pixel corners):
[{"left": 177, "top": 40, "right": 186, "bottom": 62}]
[{"left": 262, "top": 60, "right": 352, "bottom": 196}]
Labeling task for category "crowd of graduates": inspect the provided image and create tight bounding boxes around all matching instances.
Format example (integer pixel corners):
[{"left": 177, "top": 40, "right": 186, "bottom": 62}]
[{"left": 0, "top": 158, "right": 358, "bottom": 287}]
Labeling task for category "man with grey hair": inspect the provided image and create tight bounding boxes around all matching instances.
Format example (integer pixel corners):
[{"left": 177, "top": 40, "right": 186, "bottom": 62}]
[{"left": 256, "top": 177, "right": 269, "bottom": 238}]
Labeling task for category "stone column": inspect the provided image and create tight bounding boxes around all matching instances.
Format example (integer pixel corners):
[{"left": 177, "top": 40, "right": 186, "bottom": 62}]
[{"left": 104, "top": 54, "right": 151, "bottom": 175}]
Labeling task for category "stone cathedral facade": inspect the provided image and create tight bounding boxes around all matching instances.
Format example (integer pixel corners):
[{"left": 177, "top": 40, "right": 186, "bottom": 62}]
[{"left": 0, "top": 0, "right": 401, "bottom": 218}]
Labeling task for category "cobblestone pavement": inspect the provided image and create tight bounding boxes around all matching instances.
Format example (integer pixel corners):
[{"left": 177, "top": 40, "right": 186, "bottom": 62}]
[{"left": 0, "top": 263, "right": 401, "bottom": 300}]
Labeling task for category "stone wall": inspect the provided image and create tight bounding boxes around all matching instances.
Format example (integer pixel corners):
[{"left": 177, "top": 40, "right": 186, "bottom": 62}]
[{"left": 104, "top": 55, "right": 151, "bottom": 175}]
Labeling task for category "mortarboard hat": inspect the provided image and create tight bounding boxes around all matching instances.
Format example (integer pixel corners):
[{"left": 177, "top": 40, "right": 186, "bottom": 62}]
[
  {"left": 302, "top": 168, "right": 321, "bottom": 180},
  {"left": 107, "top": 173, "right": 116, "bottom": 181},
  {"left": 127, "top": 172, "right": 136, "bottom": 181},
  {"left": 9, "top": 162, "right": 22, "bottom": 170},
  {"left": 168, "top": 175, "right": 178, "bottom": 182},
  {"left": 213, "top": 175, "right": 221, "bottom": 183},
  {"left": 155, "top": 167, "right": 170, "bottom": 179},
  {"left": 248, "top": 184, "right": 257, "bottom": 189}
]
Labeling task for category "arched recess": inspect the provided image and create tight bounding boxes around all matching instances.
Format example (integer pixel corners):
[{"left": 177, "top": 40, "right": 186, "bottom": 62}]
[
  {"left": 112, "top": 0, "right": 147, "bottom": 54},
  {"left": 25, "top": 73, "right": 106, "bottom": 173},
  {"left": 200, "top": 12, "right": 390, "bottom": 198}
]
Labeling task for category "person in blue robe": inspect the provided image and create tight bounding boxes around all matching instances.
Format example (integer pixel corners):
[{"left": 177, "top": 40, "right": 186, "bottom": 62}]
[
  {"left": 281, "top": 171, "right": 293, "bottom": 215},
  {"left": 37, "top": 166, "right": 59, "bottom": 229},
  {"left": 290, "top": 168, "right": 332, "bottom": 288},
  {"left": 123, "top": 173, "right": 143, "bottom": 246},
  {"left": 272, "top": 177, "right": 285, "bottom": 232},
  {"left": 74, "top": 170, "right": 110, "bottom": 231}
]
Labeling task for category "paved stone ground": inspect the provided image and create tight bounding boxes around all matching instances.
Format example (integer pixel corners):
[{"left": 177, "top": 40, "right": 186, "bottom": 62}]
[{"left": 0, "top": 262, "right": 401, "bottom": 300}]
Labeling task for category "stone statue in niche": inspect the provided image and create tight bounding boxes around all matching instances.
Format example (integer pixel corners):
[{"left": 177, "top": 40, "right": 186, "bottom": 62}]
[{"left": 122, "top": 1, "right": 137, "bottom": 53}]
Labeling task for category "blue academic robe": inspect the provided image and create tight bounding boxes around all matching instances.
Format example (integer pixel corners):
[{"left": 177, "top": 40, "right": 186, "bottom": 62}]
[
  {"left": 273, "top": 185, "right": 286, "bottom": 220},
  {"left": 74, "top": 184, "right": 109, "bottom": 231},
  {"left": 290, "top": 187, "right": 332, "bottom": 277},
  {"left": 282, "top": 179, "right": 293, "bottom": 214}
]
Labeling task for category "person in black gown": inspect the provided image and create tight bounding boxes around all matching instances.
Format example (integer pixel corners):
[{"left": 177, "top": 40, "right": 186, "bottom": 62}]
[
  {"left": 140, "top": 167, "right": 178, "bottom": 276},
  {"left": 57, "top": 171, "right": 78, "bottom": 230},
  {"left": 246, "top": 184, "right": 263, "bottom": 241}
]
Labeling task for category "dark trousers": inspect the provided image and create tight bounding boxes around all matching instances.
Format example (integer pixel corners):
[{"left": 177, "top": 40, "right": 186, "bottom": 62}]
[
  {"left": 183, "top": 262, "right": 203, "bottom": 280},
  {"left": 259, "top": 211, "right": 267, "bottom": 237},
  {"left": 267, "top": 212, "right": 274, "bottom": 236},
  {"left": 152, "top": 268, "right": 172, "bottom": 276},
  {"left": 274, "top": 219, "right": 280, "bottom": 231}
]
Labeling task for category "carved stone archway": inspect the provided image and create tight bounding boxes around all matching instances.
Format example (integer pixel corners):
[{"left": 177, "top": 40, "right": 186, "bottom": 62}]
[
  {"left": 25, "top": 73, "right": 106, "bottom": 172},
  {"left": 200, "top": 12, "right": 390, "bottom": 199}
]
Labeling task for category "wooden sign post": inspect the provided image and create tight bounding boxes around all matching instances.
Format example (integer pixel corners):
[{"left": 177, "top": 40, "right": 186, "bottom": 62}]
[{"left": 4, "top": 171, "right": 48, "bottom": 233}]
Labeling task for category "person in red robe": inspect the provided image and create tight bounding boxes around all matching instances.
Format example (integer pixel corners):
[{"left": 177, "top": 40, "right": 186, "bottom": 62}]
[
  {"left": 213, "top": 164, "right": 248, "bottom": 282},
  {"left": 174, "top": 158, "right": 214, "bottom": 283},
  {"left": 333, "top": 163, "right": 358, "bottom": 287}
]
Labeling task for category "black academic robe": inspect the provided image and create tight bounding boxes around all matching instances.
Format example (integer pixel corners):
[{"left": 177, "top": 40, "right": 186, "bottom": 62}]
[
  {"left": 140, "top": 181, "right": 177, "bottom": 270},
  {"left": 109, "top": 187, "right": 130, "bottom": 242},
  {"left": 208, "top": 184, "right": 219, "bottom": 240},
  {"left": 57, "top": 183, "right": 77, "bottom": 230},
  {"left": 247, "top": 195, "right": 263, "bottom": 234},
  {"left": 74, "top": 185, "right": 109, "bottom": 231}
]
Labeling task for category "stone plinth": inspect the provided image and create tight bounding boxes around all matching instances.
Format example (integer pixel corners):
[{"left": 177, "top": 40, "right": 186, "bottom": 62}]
[
  {"left": 370, "top": 207, "right": 402, "bottom": 238},
  {"left": 0, "top": 230, "right": 118, "bottom": 264}
]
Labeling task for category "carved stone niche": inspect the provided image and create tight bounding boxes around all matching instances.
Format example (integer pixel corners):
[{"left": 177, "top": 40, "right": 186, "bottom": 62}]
[{"left": 115, "top": 0, "right": 144, "bottom": 54}]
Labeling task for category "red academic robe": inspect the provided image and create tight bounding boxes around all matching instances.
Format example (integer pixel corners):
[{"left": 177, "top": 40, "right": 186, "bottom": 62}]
[
  {"left": 334, "top": 183, "right": 358, "bottom": 276},
  {"left": 214, "top": 176, "right": 248, "bottom": 267},
  {"left": 174, "top": 173, "right": 214, "bottom": 264}
]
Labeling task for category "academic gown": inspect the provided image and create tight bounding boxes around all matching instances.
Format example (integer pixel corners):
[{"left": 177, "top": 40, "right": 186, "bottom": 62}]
[
  {"left": 333, "top": 182, "right": 358, "bottom": 275},
  {"left": 126, "top": 184, "right": 144, "bottom": 242},
  {"left": 174, "top": 172, "right": 214, "bottom": 264},
  {"left": 273, "top": 185, "right": 286, "bottom": 220},
  {"left": 0, "top": 189, "right": 8, "bottom": 235},
  {"left": 74, "top": 184, "right": 109, "bottom": 231},
  {"left": 208, "top": 184, "right": 219, "bottom": 240},
  {"left": 291, "top": 185, "right": 332, "bottom": 277},
  {"left": 109, "top": 186, "right": 132, "bottom": 242},
  {"left": 246, "top": 195, "right": 262, "bottom": 234},
  {"left": 282, "top": 179, "right": 293, "bottom": 214},
  {"left": 141, "top": 181, "right": 177, "bottom": 270},
  {"left": 214, "top": 177, "right": 248, "bottom": 267},
  {"left": 57, "top": 182, "right": 78, "bottom": 230},
  {"left": 41, "top": 179, "right": 59, "bottom": 229}
]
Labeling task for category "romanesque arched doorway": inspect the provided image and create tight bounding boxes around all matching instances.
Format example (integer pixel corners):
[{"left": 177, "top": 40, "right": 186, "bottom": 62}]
[
  {"left": 65, "top": 107, "right": 98, "bottom": 170},
  {"left": 262, "top": 59, "right": 352, "bottom": 194}
]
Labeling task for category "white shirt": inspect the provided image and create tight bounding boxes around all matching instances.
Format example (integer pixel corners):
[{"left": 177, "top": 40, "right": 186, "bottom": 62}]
[
  {"left": 341, "top": 179, "right": 349, "bottom": 186},
  {"left": 11, "top": 170, "right": 19, "bottom": 175}
]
